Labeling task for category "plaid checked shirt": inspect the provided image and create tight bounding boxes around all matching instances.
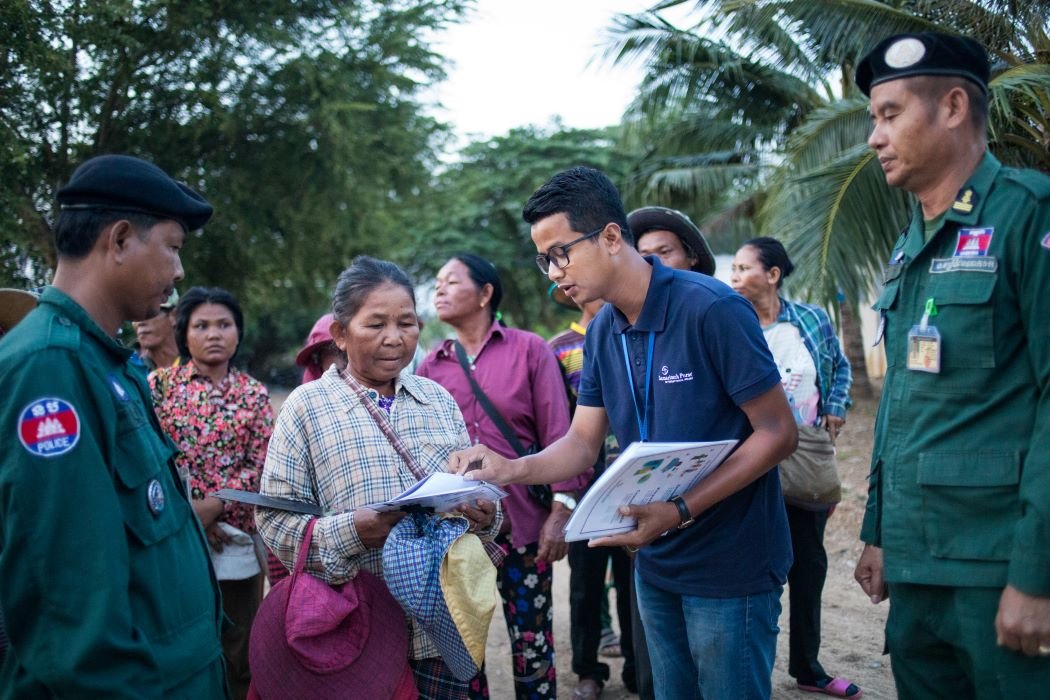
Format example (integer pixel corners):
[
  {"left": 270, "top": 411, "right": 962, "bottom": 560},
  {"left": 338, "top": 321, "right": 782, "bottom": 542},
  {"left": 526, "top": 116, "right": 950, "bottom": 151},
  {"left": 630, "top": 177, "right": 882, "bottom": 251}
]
[
  {"left": 256, "top": 366, "right": 502, "bottom": 660},
  {"left": 776, "top": 297, "right": 853, "bottom": 420}
]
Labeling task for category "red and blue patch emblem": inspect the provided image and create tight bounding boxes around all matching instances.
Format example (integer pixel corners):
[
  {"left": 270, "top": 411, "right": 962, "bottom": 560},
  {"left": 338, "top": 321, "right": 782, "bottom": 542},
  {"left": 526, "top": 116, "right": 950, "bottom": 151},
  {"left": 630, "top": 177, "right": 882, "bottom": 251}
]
[
  {"left": 18, "top": 397, "right": 80, "bottom": 457},
  {"left": 955, "top": 227, "right": 993, "bottom": 257}
]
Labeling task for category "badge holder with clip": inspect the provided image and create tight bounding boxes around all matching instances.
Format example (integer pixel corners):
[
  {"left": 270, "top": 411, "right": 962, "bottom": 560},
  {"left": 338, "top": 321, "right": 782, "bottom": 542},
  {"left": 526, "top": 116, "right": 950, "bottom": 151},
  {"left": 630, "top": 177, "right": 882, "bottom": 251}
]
[{"left": 907, "top": 298, "right": 941, "bottom": 374}]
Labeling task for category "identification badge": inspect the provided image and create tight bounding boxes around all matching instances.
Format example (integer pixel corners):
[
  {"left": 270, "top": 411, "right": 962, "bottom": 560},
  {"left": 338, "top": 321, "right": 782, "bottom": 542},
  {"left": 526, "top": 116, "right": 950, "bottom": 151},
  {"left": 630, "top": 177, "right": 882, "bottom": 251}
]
[{"left": 907, "top": 325, "right": 941, "bottom": 373}]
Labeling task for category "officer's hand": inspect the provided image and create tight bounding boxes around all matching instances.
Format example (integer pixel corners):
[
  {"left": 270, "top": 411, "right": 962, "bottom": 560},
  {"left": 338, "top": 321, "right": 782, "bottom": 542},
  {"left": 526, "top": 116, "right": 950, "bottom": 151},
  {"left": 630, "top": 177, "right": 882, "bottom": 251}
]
[
  {"left": 854, "top": 543, "right": 888, "bottom": 604},
  {"left": 457, "top": 498, "right": 496, "bottom": 533},
  {"left": 536, "top": 503, "right": 570, "bottom": 562},
  {"left": 450, "top": 445, "right": 523, "bottom": 485},
  {"left": 353, "top": 507, "right": 407, "bottom": 549},
  {"left": 193, "top": 495, "right": 226, "bottom": 529},
  {"left": 823, "top": 415, "right": 845, "bottom": 445},
  {"left": 588, "top": 502, "right": 679, "bottom": 552},
  {"left": 995, "top": 585, "right": 1050, "bottom": 657}
]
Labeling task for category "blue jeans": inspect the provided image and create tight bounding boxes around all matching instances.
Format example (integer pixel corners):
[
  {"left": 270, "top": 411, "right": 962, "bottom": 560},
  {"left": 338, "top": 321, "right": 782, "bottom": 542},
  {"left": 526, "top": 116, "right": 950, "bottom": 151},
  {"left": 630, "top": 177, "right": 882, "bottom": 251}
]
[{"left": 634, "top": 569, "right": 782, "bottom": 700}]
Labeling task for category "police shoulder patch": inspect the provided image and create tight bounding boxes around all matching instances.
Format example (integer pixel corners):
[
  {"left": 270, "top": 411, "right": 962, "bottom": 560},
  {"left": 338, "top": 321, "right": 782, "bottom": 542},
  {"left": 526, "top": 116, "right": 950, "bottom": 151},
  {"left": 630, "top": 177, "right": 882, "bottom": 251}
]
[{"left": 18, "top": 397, "right": 81, "bottom": 457}]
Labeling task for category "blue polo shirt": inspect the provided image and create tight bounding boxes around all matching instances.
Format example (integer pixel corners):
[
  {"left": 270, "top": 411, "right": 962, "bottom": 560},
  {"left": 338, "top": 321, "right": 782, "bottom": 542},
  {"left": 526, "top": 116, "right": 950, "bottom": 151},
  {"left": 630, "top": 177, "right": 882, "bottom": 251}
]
[{"left": 577, "top": 258, "right": 791, "bottom": 597}]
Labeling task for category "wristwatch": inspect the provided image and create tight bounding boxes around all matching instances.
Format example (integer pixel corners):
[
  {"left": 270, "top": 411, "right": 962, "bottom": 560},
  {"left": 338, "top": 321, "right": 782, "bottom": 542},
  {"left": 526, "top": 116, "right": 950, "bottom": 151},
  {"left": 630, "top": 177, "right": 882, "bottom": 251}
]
[
  {"left": 552, "top": 492, "right": 578, "bottom": 511},
  {"left": 669, "top": 495, "right": 694, "bottom": 529}
]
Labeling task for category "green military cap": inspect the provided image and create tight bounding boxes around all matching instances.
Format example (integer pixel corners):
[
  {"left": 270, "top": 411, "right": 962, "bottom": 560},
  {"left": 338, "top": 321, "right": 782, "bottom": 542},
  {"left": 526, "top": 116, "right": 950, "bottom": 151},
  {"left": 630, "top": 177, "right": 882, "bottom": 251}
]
[
  {"left": 57, "top": 155, "right": 213, "bottom": 232},
  {"left": 856, "top": 31, "right": 990, "bottom": 97}
]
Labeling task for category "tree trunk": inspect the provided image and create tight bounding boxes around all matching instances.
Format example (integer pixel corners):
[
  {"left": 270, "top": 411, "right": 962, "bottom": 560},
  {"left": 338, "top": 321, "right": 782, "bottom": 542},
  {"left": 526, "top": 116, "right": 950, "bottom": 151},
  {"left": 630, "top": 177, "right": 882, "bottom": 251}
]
[{"left": 839, "top": 299, "right": 873, "bottom": 399}]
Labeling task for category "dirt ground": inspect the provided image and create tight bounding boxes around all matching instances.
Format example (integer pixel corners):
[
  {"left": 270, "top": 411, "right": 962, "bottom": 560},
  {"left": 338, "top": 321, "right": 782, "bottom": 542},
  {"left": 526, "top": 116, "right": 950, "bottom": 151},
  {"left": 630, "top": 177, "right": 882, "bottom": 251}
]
[{"left": 480, "top": 394, "right": 896, "bottom": 699}]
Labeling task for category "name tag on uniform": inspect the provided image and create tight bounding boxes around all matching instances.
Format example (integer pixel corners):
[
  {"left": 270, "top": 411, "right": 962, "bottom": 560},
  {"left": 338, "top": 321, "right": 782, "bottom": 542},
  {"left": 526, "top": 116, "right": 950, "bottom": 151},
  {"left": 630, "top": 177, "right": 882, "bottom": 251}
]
[
  {"left": 930, "top": 257, "right": 998, "bottom": 273},
  {"left": 907, "top": 325, "right": 941, "bottom": 373}
]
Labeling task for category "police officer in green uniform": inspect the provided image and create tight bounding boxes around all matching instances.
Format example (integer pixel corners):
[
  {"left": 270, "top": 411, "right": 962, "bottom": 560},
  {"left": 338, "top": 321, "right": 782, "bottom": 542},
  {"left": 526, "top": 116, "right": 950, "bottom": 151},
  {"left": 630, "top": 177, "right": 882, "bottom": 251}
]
[
  {"left": 0, "top": 155, "right": 228, "bottom": 697},
  {"left": 852, "top": 32, "right": 1050, "bottom": 698}
]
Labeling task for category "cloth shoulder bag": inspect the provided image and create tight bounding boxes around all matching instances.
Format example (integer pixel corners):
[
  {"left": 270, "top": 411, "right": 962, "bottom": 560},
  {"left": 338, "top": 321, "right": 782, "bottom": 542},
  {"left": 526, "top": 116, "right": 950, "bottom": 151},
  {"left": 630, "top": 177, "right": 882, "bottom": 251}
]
[
  {"left": 778, "top": 424, "right": 842, "bottom": 510},
  {"left": 248, "top": 519, "right": 417, "bottom": 699}
]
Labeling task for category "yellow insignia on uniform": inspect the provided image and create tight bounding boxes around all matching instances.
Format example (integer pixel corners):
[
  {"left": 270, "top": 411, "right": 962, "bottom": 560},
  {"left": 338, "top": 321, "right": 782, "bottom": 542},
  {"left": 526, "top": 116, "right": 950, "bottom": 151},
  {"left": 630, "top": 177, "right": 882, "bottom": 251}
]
[{"left": 953, "top": 188, "right": 975, "bottom": 213}]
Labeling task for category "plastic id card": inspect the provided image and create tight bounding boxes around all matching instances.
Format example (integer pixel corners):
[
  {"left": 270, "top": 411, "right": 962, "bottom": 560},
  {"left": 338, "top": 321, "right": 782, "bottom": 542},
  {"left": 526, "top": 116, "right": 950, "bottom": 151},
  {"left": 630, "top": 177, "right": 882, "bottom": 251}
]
[{"left": 907, "top": 325, "right": 941, "bottom": 373}]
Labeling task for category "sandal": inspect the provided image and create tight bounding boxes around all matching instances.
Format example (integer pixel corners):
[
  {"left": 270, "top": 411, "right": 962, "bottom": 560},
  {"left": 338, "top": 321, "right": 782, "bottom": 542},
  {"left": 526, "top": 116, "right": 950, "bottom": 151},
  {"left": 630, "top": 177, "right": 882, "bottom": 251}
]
[
  {"left": 597, "top": 628, "right": 621, "bottom": 657},
  {"left": 797, "top": 677, "right": 863, "bottom": 698}
]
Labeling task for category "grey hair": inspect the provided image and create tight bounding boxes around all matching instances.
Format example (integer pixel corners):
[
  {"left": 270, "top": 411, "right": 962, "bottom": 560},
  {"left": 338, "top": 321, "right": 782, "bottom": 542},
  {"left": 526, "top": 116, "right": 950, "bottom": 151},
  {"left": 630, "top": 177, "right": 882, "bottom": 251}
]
[{"left": 330, "top": 256, "right": 416, "bottom": 325}]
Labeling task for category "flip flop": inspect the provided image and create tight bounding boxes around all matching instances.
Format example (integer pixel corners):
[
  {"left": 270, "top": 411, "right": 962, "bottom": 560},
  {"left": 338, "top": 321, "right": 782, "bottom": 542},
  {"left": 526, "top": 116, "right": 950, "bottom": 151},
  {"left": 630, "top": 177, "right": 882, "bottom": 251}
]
[{"left": 797, "top": 677, "right": 863, "bottom": 698}]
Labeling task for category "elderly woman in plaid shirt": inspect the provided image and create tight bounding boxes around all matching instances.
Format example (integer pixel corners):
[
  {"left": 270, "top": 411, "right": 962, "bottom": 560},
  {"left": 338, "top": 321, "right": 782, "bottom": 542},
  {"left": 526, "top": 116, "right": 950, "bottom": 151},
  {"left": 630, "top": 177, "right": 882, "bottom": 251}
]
[{"left": 256, "top": 256, "right": 502, "bottom": 700}]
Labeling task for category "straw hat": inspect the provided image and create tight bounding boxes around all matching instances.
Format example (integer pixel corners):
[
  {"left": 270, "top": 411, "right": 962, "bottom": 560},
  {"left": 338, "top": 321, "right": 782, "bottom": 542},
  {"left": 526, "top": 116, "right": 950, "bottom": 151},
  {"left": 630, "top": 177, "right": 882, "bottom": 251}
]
[{"left": 0, "top": 289, "right": 38, "bottom": 335}]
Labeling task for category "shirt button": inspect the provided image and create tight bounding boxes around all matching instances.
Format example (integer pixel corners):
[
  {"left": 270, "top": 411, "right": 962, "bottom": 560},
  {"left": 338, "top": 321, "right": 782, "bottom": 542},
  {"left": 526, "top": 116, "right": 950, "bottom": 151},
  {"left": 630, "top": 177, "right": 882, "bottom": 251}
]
[{"left": 635, "top": 359, "right": 642, "bottom": 366}]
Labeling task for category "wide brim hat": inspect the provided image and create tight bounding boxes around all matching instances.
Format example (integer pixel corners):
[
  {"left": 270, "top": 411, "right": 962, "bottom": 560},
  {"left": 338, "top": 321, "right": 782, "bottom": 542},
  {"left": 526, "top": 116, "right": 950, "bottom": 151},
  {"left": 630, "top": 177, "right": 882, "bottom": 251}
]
[
  {"left": 383, "top": 513, "right": 497, "bottom": 682},
  {"left": 294, "top": 313, "right": 337, "bottom": 368},
  {"left": 628, "top": 207, "right": 716, "bottom": 276},
  {"left": 0, "top": 289, "right": 39, "bottom": 333}
]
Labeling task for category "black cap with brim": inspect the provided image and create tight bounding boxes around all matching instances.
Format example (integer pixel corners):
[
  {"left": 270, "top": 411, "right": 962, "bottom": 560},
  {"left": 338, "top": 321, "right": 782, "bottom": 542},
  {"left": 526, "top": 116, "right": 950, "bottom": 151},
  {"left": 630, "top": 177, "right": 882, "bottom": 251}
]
[
  {"left": 57, "top": 155, "right": 213, "bottom": 231},
  {"left": 856, "top": 32, "right": 989, "bottom": 97},
  {"left": 627, "top": 206, "right": 716, "bottom": 276}
]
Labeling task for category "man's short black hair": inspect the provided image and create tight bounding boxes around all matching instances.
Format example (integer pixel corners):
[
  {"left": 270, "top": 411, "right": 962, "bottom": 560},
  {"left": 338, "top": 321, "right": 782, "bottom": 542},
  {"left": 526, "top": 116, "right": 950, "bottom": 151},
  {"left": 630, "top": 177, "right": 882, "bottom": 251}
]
[
  {"left": 53, "top": 208, "right": 164, "bottom": 259},
  {"left": 522, "top": 167, "right": 632, "bottom": 245}
]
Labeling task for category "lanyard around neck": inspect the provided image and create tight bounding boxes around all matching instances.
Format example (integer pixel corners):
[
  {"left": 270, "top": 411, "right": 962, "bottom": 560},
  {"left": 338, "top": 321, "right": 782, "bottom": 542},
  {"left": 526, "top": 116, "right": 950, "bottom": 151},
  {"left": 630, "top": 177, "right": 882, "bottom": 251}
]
[{"left": 620, "top": 331, "right": 655, "bottom": 442}]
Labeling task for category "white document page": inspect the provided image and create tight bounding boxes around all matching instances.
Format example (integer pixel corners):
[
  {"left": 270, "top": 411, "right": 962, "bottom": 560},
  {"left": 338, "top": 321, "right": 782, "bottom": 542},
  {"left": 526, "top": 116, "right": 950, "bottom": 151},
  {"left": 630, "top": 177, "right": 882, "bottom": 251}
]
[{"left": 563, "top": 439, "right": 738, "bottom": 542}]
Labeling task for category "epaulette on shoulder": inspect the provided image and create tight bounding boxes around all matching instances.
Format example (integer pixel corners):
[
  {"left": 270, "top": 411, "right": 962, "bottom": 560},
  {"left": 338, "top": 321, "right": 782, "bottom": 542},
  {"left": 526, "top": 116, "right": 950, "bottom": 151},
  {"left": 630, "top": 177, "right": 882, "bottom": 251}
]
[
  {"left": 1001, "top": 166, "right": 1050, "bottom": 200},
  {"left": 46, "top": 313, "right": 81, "bottom": 350}
]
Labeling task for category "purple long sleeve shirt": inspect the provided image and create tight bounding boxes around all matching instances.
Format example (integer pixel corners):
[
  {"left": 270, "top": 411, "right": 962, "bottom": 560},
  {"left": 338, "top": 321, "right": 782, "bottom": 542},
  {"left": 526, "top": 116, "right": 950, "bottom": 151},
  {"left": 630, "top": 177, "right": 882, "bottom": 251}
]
[{"left": 417, "top": 321, "right": 589, "bottom": 548}]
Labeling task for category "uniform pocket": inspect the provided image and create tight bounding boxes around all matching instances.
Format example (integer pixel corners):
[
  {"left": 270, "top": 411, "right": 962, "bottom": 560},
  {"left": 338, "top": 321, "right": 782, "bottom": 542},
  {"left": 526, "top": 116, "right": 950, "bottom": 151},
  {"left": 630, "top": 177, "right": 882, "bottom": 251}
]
[
  {"left": 925, "top": 273, "right": 997, "bottom": 368},
  {"left": 917, "top": 451, "right": 1020, "bottom": 561},
  {"left": 113, "top": 424, "right": 187, "bottom": 546}
]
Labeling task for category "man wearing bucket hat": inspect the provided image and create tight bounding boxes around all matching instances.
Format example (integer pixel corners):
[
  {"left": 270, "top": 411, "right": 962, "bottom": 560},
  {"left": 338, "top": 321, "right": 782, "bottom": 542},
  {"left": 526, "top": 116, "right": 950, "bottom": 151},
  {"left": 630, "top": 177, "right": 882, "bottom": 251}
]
[
  {"left": 853, "top": 31, "right": 1050, "bottom": 696},
  {"left": 0, "top": 155, "right": 227, "bottom": 697},
  {"left": 630, "top": 207, "right": 716, "bottom": 276}
]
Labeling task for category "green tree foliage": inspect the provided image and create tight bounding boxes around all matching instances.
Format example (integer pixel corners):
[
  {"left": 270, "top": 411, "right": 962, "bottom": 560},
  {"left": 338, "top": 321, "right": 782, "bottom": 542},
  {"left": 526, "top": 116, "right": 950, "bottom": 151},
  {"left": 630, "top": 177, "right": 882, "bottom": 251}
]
[
  {"left": 606, "top": 0, "right": 1050, "bottom": 302},
  {"left": 1, "top": 0, "right": 467, "bottom": 375},
  {"left": 403, "top": 124, "right": 636, "bottom": 338}
]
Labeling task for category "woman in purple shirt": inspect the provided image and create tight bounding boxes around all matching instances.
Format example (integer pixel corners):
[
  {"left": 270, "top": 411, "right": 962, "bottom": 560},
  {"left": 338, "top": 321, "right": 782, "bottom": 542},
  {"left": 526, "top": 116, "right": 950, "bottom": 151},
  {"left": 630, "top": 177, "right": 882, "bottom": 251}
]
[{"left": 418, "top": 254, "right": 587, "bottom": 700}]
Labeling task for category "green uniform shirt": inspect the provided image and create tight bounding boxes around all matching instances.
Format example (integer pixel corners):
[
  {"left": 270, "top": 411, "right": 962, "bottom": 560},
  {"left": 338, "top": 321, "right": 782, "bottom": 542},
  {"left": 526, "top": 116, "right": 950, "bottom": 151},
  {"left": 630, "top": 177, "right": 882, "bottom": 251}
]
[
  {"left": 0, "top": 288, "right": 226, "bottom": 697},
  {"left": 862, "top": 153, "right": 1050, "bottom": 596}
]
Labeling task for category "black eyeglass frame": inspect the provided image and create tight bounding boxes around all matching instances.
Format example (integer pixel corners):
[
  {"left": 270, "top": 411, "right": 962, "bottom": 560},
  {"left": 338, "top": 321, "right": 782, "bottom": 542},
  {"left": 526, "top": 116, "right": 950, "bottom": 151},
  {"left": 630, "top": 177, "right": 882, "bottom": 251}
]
[{"left": 534, "top": 225, "right": 606, "bottom": 274}]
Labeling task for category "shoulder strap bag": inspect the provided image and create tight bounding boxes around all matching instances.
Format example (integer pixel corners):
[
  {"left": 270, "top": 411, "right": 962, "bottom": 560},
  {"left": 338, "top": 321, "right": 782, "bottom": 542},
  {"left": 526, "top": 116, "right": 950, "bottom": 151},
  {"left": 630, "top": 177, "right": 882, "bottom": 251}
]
[{"left": 452, "top": 342, "right": 553, "bottom": 509}]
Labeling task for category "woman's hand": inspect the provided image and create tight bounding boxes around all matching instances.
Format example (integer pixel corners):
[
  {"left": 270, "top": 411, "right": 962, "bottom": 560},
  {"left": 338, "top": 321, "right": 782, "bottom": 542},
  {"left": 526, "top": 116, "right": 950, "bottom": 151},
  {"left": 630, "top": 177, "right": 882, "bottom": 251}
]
[
  {"left": 192, "top": 495, "right": 226, "bottom": 529},
  {"left": 537, "top": 504, "right": 571, "bottom": 562},
  {"left": 822, "top": 415, "right": 845, "bottom": 445},
  {"left": 354, "top": 508, "right": 407, "bottom": 549},
  {"left": 457, "top": 499, "right": 496, "bottom": 532}
]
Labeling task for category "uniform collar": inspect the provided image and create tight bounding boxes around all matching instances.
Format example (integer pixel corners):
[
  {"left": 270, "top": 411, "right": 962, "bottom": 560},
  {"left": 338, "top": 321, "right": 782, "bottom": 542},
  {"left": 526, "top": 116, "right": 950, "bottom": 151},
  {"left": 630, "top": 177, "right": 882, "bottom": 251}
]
[
  {"left": 944, "top": 151, "right": 1000, "bottom": 226},
  {"left": 611, "top": 256, "right": 670, "bottom": 334},
  {"left": 38, "top": 286, "right": 133, "bottom": 360}
]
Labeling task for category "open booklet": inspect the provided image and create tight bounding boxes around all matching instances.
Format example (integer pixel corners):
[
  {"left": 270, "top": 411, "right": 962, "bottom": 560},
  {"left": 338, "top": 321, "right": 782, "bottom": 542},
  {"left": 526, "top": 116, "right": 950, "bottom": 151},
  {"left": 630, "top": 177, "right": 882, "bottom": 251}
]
[
  {"left": 563, "top": 439, "right": 738, "bottom": 542},
  {"left": 370, "top": 472, "right": 508, "bottom": 513}
]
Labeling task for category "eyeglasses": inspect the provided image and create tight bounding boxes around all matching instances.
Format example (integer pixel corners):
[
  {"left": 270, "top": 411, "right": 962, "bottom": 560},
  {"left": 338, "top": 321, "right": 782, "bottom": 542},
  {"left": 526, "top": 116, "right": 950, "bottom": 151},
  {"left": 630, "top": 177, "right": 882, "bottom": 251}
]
[{"left": 535, "top": 225, "right": 605, "bottom": 274}]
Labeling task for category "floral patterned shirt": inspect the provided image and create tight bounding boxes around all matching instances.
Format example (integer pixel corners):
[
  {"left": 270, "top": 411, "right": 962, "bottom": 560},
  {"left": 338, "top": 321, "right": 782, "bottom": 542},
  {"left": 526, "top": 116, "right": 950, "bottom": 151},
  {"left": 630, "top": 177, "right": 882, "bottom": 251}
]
[{"left": 150, "top": 362, "right": 274, "bottom": 534}]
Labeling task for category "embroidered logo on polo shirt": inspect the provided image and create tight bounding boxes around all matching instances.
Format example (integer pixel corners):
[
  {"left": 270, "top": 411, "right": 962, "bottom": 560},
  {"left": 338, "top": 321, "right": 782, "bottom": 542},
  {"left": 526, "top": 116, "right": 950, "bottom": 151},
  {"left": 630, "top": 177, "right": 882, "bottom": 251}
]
[{"left": 657, "top": 364, "right": 694, "bottom": 384}]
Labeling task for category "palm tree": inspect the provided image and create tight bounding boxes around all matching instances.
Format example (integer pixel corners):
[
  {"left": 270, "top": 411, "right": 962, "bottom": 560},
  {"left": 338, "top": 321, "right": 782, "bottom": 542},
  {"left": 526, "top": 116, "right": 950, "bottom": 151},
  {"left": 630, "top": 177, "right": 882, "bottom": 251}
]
[{"left": 605, "top": 0, "right": 1050, "bottom": 394}]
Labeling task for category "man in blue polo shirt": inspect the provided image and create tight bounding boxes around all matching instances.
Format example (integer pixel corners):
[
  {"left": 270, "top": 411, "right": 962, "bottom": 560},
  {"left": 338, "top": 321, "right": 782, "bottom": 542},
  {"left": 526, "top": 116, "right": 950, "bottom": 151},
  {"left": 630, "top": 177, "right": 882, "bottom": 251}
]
[{"left": 453, "top": 166, "right": 797, "bottom": 699}]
